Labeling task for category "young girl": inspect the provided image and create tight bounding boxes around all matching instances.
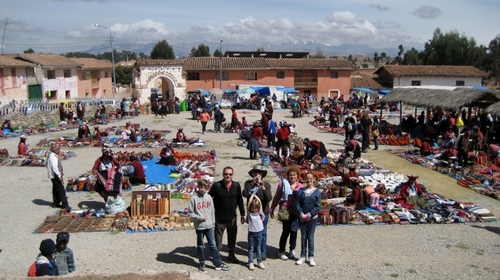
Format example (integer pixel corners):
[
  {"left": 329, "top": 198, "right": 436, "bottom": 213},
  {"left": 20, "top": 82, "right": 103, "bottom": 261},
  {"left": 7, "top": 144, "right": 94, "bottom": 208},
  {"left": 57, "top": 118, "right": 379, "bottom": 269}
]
[{"left": 246, "top": 194, "right": 266, "bottom": 270}]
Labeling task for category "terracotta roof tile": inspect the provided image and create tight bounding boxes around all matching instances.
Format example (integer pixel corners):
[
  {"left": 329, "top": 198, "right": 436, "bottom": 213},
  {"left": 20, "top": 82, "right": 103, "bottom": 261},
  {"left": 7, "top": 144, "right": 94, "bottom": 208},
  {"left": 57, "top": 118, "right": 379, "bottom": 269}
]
[
  {"left": 0, "top": 54, "right": 36, "bottom": 67},
  {"left": 351, "top": 77, "right": 384, "bottom": 90},
  {"left": 70, "top": 58, "right": 112, "bottom": 70},
  {"left": 16, "top": 53, "right": 82, "bottom": 68},
  {"left": 136, "top": 57, "right": 354, "bottom": 70},
  {"left": 376, "top": 65, "right": 486, "bottom": 77}
]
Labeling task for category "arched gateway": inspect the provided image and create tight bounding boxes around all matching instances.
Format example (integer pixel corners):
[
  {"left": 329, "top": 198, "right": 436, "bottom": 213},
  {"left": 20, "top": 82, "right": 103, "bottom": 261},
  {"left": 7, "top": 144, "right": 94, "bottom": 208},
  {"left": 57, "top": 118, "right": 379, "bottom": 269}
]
[{"left": 134, "top": 60, "right": 187, "bottom": 105}]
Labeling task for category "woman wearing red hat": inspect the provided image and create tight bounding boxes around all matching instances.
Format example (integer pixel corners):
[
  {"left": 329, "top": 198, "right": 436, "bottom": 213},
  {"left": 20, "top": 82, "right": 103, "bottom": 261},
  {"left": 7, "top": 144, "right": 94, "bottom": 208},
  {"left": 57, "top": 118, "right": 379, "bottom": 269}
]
[{"left": 399, "top": 175, "right": 429, "bottom": 209}]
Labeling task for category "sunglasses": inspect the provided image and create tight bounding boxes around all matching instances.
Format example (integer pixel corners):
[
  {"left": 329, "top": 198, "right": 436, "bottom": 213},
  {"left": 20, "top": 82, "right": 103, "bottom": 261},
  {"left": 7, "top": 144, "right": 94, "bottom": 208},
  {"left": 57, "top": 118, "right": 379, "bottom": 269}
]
[{"left": 224, "top": 173, "right": 233, "bottom": 176}]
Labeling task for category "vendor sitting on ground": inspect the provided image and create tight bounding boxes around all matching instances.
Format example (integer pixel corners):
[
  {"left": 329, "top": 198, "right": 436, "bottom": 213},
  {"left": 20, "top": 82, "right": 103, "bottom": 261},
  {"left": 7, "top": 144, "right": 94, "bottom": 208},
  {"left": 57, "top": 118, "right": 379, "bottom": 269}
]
[
  {"left": 345, "top": 177, "right": 365, "bottom": 209},
  {"left": 175, "top": 127, "right": 198, "bottom": 144},
  {"left": 343, "top": 164, "right": 359, "bottom": 188},
  {"left": 158, "top": 143, "right": 176, "bottom": 165},
  {"left": 2, "top": 119, "right": 13, "bottom": 133},
  {"left": 420, "top": 138, "right": 432, "bottom": 156},
  {"left": 93, "top": 126, "right": 103, "bottom": 141},
  {"left": 278, "top": 144, "right": 290, "bottom": 161},
  {"left": 77, "top": 122, "right": 90, "bottom": 139},
  {"left": 303, "top": 138, "right": 327, "bottom": 160},
  {"left": 398, "top": 174, "right": 429, "bottom": 210},
  {"left": 18, "top": 135, "right": 28, "bottom": 156},
  {"left": 439, "top": 143, "right": 458, "bottom": 161},
  {"left": 363, "top": 184, "right": 380, "bottom": 209},
  {"left": 127, "top": 155, "right": 146, "bottom": 185},
  {"left": 344, "top": 139, "right": 361, "bottom": 159}
]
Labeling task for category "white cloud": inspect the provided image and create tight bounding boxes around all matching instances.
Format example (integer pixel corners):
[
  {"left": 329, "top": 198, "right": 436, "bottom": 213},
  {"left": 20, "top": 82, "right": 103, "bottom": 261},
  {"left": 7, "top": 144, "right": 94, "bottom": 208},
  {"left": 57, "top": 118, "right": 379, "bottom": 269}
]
[
  {"left": 412, "top": 5, "right": 442, "bottom": 19},
  {"left": 326, "top": 11, "right": 363, "bottom": 24}
]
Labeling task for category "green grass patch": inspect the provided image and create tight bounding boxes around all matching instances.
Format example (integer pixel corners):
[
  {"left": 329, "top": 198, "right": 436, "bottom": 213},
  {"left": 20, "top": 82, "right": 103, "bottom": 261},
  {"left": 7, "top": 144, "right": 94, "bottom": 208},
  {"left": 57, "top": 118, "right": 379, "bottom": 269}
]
[
  {"left": 445, "top": 244, "right": 452, "bottom": 249},
  {"left": 469, "top": 264, "right": 479, "bottom": 269},
  {"left": 384, "top": 263, "right": 393, "bottom": 267},
  {"left": 476, "top": 249, "right": 485, "bottom": 255},
  {"left": 408, "top": 268, "right": 417, "bottom": 274},
  {"left": 456, "top": 243, "right": 471, "bottom": 250},
  {"left": 390, "top": 274, "right": 399, "bottom": 278}
]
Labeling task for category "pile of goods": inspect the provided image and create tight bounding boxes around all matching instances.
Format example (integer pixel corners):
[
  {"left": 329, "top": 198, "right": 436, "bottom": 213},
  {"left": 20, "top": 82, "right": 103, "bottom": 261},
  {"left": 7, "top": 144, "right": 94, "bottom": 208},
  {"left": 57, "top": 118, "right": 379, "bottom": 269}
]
[
  {"left": 2, "top": 148, "right": 75, "bottom": 167},
  {"left": 35, "top": 211, "right": 129, "bottom": 233},
  {"left": 126, "top": 212, "right": 194, "bottom": 233}
]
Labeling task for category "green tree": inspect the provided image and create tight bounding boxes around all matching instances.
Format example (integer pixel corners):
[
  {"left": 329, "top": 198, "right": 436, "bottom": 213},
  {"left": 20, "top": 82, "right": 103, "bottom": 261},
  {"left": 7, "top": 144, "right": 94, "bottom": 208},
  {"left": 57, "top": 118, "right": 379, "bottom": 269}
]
[
  {"left": 115, "top": 65, "right": 134, "bottom": 85},
  {"left": 150, "top": 40, "right": 174, "bottom": 59},
  {"left": 381, "top": 52, "right": 387, "bottom": 59},
  {"left": 138, "top": 52, "right": 148, "bottom": 59},
  {"left": 402, "top": 47, "right": 423, "bottom": 65},
  {"left": 487, "top": 35, "right": 500, "bottom": 79},
  {"left": 213, "top": 49, "right": 222, "bottom": 57},
  {"left": 256, "top": 47, "right": 264, "bottom": 52},
  {"left": 24, "top": 48, "right": 35, "bottom": 54},
  {"left": 190, "top": 44, "right": 210, "bottom": 57}
]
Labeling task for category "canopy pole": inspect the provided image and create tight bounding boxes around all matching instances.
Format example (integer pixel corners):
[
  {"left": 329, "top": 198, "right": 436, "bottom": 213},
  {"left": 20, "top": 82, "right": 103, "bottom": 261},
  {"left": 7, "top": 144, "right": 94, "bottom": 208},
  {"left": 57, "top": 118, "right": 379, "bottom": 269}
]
[
  {"left": 399, "top": 101, "right": 403, "bottom": 129},
  {"left": 467, "top": 107, "right": 472, "bottom": 129},
  {"left": 414, "top": 106, "right": 417, "bottom": 119}
]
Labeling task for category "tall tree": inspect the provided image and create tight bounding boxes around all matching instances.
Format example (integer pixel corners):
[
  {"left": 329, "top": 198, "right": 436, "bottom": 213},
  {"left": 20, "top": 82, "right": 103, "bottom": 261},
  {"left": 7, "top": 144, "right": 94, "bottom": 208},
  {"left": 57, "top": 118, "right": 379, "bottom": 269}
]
[
  {"left": 488, "top": 35, "right": 500, "bottom": 79},
  {"left": 213, "top": 49, "right": 222, "bottom": 57},
  {"left": 256, "top": 47, "right": 265, "bottom": 52},
  {"left": 190, "top": 44, "right": 210, "bottom": 57},
  {"left": 24, "top": 48, "right": 35, "bottom": 54},
  {"left": 138, "top": 52, "right": 148, "bottom": 59},
  {"left": 115, "top": 65, "right": 134, "bottom": 85},
  {"left": 402, "top": 47, "right": 423, "bottom": 65},
  {"left": 312, "top": 46, "right": 325, "bottom": 58},
  {"left": 150, "top": 40, "right": 174, "bottom": 59}
]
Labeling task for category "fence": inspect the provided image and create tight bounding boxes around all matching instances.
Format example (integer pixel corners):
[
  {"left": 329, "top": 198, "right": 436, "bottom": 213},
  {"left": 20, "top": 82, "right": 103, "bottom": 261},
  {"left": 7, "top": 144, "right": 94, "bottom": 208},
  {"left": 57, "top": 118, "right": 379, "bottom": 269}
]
[{"left": 0, "top": 98, "right": 119, "bottom": 117}]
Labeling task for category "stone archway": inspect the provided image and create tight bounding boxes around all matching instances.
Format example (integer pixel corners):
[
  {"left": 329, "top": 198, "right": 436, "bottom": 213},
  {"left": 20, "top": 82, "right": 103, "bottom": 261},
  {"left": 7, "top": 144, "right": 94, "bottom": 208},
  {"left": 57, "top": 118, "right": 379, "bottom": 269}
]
[{"left": 135, "top": 66, "right": 187, "bottom": 105}]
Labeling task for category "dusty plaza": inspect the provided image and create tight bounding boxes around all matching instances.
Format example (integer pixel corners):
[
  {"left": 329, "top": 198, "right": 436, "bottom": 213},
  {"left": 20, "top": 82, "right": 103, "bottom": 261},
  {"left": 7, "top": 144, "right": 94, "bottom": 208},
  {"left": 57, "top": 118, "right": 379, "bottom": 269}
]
[{"left": 0, "top": 107, "right": 499, "bottom": 280}]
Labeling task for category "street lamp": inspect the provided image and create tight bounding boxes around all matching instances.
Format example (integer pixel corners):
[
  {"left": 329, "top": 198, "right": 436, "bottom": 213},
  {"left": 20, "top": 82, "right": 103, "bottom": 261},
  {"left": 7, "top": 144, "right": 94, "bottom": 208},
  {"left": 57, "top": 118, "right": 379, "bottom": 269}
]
[
  {"left": 94, "top": 24, "right": 117, "bottom": 95},
  {"left": 219, "top": 39, "right": 223, "bottom": 90}
]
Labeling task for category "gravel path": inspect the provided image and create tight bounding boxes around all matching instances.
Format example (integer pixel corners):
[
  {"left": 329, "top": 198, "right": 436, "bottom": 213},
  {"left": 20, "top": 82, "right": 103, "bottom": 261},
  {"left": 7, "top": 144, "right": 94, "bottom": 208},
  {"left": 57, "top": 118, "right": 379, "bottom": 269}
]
[{"left": 0, "top": 108, "right": 499, "bottom": 280}]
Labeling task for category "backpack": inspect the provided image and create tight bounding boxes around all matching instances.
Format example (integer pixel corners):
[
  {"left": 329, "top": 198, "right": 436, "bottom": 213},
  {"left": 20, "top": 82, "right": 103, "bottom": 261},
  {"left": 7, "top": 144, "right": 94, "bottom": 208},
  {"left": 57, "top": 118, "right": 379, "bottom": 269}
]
[{"left": 27, "top": 261, "right": 37, "bottom": 277}]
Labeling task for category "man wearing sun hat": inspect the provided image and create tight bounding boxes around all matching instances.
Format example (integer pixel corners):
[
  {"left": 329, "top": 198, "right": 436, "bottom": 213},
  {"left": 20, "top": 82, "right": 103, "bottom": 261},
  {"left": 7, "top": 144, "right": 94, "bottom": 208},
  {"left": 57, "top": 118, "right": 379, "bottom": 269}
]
[{"left": 243, "top": 164, "right": 273, "bottom": 260}]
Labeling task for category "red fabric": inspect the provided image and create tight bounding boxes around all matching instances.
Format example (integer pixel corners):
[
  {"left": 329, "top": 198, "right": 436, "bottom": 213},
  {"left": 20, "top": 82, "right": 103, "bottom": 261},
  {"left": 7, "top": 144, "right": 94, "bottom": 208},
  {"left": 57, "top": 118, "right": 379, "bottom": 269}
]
[
  {"left": 251, "top": 126, "right": 264, "bottom": 140},
  {"left": 159, "top": 147, "right": 176, "bottom": 157},
  {"left": 276, "top": 127, "right": 290, "bottom": 141},
  {"left": 309, "top": 140, "right": 322, "bottom": 150},
  {"left": 18, "top": 142, "right": 28, "bottom": 155},
  {"left": 131, "top": 160, "right": 145, "bottom": 179},
  {"left": 400, "top": 182, "right": 424, "bottom": 199}
]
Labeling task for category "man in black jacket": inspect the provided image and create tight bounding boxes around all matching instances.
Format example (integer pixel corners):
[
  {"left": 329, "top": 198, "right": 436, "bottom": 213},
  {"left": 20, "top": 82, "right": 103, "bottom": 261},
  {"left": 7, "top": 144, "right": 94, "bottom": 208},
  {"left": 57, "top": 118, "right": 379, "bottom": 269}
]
[
  {"left": 243, "top": 164, "right": 272, "bottom": 260},
  {"left": 209, "top": 166, "right": 246, "bottom": 263}
]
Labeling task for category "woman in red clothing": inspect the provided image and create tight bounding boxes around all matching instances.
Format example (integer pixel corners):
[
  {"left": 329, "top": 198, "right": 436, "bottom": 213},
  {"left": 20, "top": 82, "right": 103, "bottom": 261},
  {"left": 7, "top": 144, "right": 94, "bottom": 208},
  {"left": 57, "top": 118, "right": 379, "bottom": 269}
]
[
  {"left": 18, "top": 135, "right": 28, "bottom": 156},
  {"left": 247, "top": 120, "right": 263, "bottom": 159},
  {"left": 231, "top": 107, "right": 238, "bottom": 129}
]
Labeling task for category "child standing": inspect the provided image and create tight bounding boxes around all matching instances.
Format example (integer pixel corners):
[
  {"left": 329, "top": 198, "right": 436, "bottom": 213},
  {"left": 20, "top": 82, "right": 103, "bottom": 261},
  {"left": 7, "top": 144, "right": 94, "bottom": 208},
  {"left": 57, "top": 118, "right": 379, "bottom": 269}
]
[
  {"left": 53, "top": 232, "right": 76, "bottom": 275},
  {"left": 35, "top": 239, "right": 57, "bottom": 276},
  {"left": 188, "top": 179, "right": 230, "bottom": 272},
  {"left": 246, "top": 194, "right": 266, "bottom": 270}
]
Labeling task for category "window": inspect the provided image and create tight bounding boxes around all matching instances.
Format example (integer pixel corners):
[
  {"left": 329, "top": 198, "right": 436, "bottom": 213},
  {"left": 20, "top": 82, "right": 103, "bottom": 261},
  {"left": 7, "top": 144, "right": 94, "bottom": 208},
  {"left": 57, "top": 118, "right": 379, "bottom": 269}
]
[
  {"left": 276, "top": 71, "right": 285, "bottom": 79},
  {"left": 216, "top": 72, "right": 229, "bottom": 81},
  {"left": 245, "top": 72, "right": 257, "bottom": 80},
  {"left": 64, "top": 69, "right": 71, "bottom": 78},
  {"left": 47, "top": 70, "right": 56, "bottom": 79},
  {"left": 330, "top": 71, "right": 338, "bottom": 79},
  {"left": 187, "top": 72, "right": 200, "bottom": 80},
  {"left": 26, "top": 67, "right": 35, "bottom": 77},
  {"left": 456, "top": 80, "right": 465, "bottom": 86},
  {"left": 81, "top": 72, "right": 87, "bottom": 80},
  {"left": 411, "top": 80, "right": 421, "bottom": 86},
  {"left": 104, "top": 71, "right": 109, "bottom": 78}
]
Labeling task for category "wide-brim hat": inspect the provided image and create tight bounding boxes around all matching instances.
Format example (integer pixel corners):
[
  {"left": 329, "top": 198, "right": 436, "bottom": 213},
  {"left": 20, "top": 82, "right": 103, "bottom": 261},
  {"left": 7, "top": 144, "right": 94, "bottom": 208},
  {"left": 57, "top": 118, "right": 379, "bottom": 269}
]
[
  {"left": 348, "top": 164, "right": 357, "bottom": 170},
  {"left": 407, "top": 174, "right": 419, "bottom": 179},
  {"left": 177, "top": 127, "right": 183, "bottom": 131},
  {"left": 248, "top": 164, "right": 267, "bottom": 178},
  {"left": 20, "top": 135, "right": 27, "bottom": 139},
  {"left": 254, "top": 120, "right": 261, "bottom": 126}
]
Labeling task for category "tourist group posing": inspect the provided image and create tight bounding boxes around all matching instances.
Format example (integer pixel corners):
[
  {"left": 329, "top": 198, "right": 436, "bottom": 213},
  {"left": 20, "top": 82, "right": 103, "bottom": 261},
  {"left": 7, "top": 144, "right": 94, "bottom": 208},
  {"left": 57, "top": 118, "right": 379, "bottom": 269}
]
[{"left": 188, "top": 164, "right": 321, "bottom": 272}]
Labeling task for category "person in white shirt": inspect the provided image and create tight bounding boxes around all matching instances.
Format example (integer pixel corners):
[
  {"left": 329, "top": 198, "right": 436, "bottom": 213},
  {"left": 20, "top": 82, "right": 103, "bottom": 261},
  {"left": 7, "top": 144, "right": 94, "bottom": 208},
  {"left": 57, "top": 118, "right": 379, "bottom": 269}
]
[{"left": 45, "top": 143, "right": 71, "bottom": 212}]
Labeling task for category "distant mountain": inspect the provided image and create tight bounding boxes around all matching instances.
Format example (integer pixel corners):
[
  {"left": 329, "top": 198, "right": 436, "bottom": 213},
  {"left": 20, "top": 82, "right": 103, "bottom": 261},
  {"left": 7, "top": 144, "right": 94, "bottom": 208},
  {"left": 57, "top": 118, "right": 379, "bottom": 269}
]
[{"left": 88, "top": 40, "right": 400, "bottom": 59}]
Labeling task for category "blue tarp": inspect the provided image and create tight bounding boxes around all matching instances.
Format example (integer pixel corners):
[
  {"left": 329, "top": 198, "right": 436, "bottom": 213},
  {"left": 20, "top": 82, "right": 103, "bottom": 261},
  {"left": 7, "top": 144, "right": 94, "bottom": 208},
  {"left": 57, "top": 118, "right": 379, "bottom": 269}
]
[
  {"left": 280, "top": 87, "right": 298, "bottom": 93},
  {"left": 472, "top": 86, "right": 488, "bottom": 90},
  {"left": 378, "top": 89, "right": 391, "bottom": 96},
  {"left": 223, "top": 88, "right": 236, "bottom": 94},
  {"left": 353, "top": 87, "right": 375, "bottom": 93},
  {"left": 237, "top": 88, "right": 256, "bottom": 94},
  {"left": 196, "top": 88, "right": 210, "bottom": 96},
  {"left": 250, "top": 86, "right": 270, "bottom": 96},
  {"left": 142, "top": 157, "right": 177, "bottom": 184}
]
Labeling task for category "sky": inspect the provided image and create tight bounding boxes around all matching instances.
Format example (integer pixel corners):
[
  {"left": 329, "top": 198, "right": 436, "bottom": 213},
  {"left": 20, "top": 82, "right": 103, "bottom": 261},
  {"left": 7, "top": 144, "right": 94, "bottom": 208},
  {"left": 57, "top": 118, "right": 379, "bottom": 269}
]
[{"left": 1, "top": 0, "right": 499, "bottom": 57}]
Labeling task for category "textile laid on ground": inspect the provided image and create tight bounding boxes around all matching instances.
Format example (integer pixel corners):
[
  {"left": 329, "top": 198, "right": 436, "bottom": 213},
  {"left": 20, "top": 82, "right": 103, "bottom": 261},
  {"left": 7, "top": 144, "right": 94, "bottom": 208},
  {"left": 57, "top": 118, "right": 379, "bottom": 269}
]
[
  {"left": 0, "top": 148, "right": 75, "bottom": 167},
  {"left": 268, "top": 150, "right": 496, "bottom": 225},
  {"left": 35, "top": 129, "right": 172, "bottom": 149},
  {"left": 387, "top": 149, "right": 500, "bottom": 201}
]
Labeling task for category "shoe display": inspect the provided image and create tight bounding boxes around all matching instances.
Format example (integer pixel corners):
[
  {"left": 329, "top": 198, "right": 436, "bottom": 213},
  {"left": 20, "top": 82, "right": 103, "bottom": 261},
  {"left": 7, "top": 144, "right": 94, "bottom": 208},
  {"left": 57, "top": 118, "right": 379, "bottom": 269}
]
[
  {"left": 215, "top": 263, "right": 230, "bottom": 271},
  {"left": 278, "top": 251, "right": 288, "bottom": 260},
  {"left": 295, "top": 257, "right": 305, "bottom": 265},
  {"left": 248, "top": 263, "right": 255, "bottom": 270},
  {"left": 288, "top": 250, "right": 296, "bottom": 260},
  {"left": 258, "top": 262, "right": 266, "bottom": 269},
  {"left": 198, "top": 263, "right": 205, "bottom": 271},
  {"left": 308, "top": 258, "right": 316, "bottom": 267},
  {"left": 227, "top": 253, "right": 239, "bottom": 263}
]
